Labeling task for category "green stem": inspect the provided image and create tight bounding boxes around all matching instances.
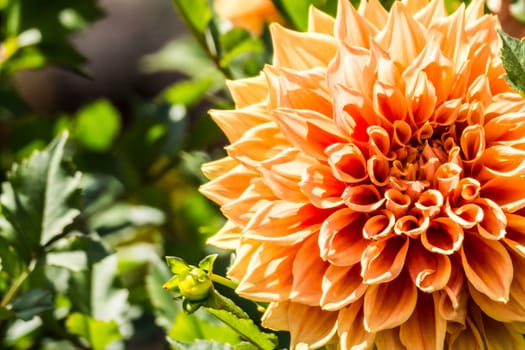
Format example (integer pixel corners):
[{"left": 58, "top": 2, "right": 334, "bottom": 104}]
[
  {"left": 210, "top": 272, "right": 238, "bottom": 290},
  {"left": 0, "top": 259, "right": 35, "bottom": 308}
]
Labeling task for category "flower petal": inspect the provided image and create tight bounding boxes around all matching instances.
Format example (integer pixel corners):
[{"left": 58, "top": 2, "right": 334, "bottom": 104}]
[
  {"left": 399, "top": 293, "right": 446, "bottom": 350},
  {"left": 291, "top": 234, "right": 329, "bottom": 305},
  {"left": 361, "top": 235, "right": 409, "bottom": 284},
  {"left": 338, "top": 299, "right": 376, "bottom": 350},
  {"left": 460, "top": 233, "right": 513, "bottom": 302},
  {"left": 300, "top": 163, "right": 345, "bottom": 209},
  {"left": 321, "top": 264, "right": 367, "bottom": 310},
  {"left": 319, "top": 208, "right": 369, "bottom": 266},
  {"left": 407, "top": 240, "right": 451, "bottom": 292},
  {"left": 364, "top": 271, "right": 418, "bottom": 332},
  {"left": 272, "top": 108, "right": 347, "bottom": 161}
]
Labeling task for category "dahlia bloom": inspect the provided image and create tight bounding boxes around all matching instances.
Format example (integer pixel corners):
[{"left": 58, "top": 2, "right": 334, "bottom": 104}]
[
  {"left": 214, "top": 0, "right": 283, "bottom": 35},
  {"left": 200, "top": 0, "right": 525, "bottom": 348}
]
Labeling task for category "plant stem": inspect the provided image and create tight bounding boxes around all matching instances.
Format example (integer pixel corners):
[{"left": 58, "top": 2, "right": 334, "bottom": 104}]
[
  {"left": 210, "top": 272, "right": 238, "bottom": 290},
  {"left": 0, "top": 259, "right": 35, "bottom": 308}
]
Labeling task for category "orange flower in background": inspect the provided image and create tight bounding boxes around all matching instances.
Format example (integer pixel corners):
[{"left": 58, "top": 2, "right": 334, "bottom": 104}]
[
  {"left": 214, "top": 0, "right": 283, "bottom": 34},
  {"left": 201, "top": 0, "right": 525, "bottom": 348}
]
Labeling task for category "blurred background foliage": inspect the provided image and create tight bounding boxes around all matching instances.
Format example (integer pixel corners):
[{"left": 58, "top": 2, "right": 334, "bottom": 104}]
[{"left": 0, "top": 0, "right": 523, "bottom": 349}]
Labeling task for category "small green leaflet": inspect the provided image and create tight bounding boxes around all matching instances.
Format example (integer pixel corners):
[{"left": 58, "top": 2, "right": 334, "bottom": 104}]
[
  {"left": 499, "top": 30, "right": 525, "bottom": 95},
  {"left": 65, "top": 312, "right": 123, "bottom": 350}
]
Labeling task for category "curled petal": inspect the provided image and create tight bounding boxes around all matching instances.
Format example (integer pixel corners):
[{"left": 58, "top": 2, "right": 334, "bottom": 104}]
[
  {"left": 338, "top": 299, "right": 376, "bottom": 350},
  {"left": 432, "top": 98, "right": 461, "bottom": 126},
  {"left": 300, "top": 164, "right": 345, "bottom": 208},
  {"left": 407, "top": 240, "right": 452, "bottom": 292},
  {"left": 421, "top": 217, "right": 464, "bottom": 255},
  {"left": 399, "top": 293, "right": 446, "bottom": 350},
  {"left": 392, "top": 120, "right": 412, "bottom": 147},
  {"left": 361, "top": 235, "right": 409, "bottom": 284},
  {"left": 452, "top": 177, "right": 480, "bottom": 203},
  {"left": 475, "top": 198, "right": 507, "bottom": 240},
  {"left": 326, "top": 143, "right": 368, "bottom": 183},
  {"left": 364, "top": 271, "right": 418, "bottom": 332},
  {"left": 405, "top": 71, "right": 436, "bottom": 127},
  {"left": 367, "top": 155, "right": 391, "bottom": 187},
  {"left": 415, "top": 189, "right": 443, "bottom": 218},
  {"left": 222, "top": 180, "right": 275, "bottom": 227},
  {"left": 460, "top": 124, "right": 485, "bottom": 163},
  {"left": 368, "top": 126, "right": 392, "bottom": 158},
  {"left": 321, "top": 264, "right": 367, "bottom": 310},
  {"left": 445, "top": 200, "right": 483, "bottom": 229},
  {"left": 434, "top": 162, "right": 463, "bottom": 195},
  {"left": 319, "top": 208, "right": 369, "bottom": 266},
  {"left": 385, "top": 189, "right": 411, "bottom": 217},
  {"left": 363, "top": 209, "right": 395, "bottom": 239},
  {"left": 461, "top": 233, "right": 513, "bottom": 302},
  {"left": 394, "top": 212, "right": 430, "bottom": 237},
  {"left": 343, "top": 184, "right": 385, "bottom": 212}
]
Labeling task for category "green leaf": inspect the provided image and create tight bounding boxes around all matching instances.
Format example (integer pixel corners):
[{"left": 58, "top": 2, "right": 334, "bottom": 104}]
[
  {"left": 163, "top": 78, "right": 215, "bottom": 107},
  {"left": 271, "top": 0, "right": 338, "bottom": 31},
  {"left": 0, "top": 132, "right": 82, "bottom": 261},
  {"left": 167, "top": 339, "right": 234, "bottom": 350},
  {"left": 74, "top": 99, "right": 121, "bottom": 152},
  {"left": 499, "top": 30, "right": 525, "bottom": 95},
  {"left": 166, "top": 256, "right": 191, "bottom": 275},
  {"left": 173, "top": 0, "right": 212, "bottom": 35},
  {"left": 198, "top": 254, "right": 218, "bottom": 272},
  {"left": 65, "top": 312, "right": 122, "bottom": 350},
  {"left": 11, "top": 288, "right": 53, "bottom": 321},
  {"left": 204, "top": 308, "right": 278, "bottom": 350},
  {"left": 0, "top": 306, "right": 14, "bottom": 320},
  {"left": 169, "top": 309, "right": 240, "bottom": 344},
  {"left": 146, "top": 256, "right": 181, "bottom": 330}
]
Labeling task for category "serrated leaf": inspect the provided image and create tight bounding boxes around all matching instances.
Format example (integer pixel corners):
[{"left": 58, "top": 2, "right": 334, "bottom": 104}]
[
  {"left": 0, "top": 132, "right": 82, "bottom": 261},
  {"left": 65, "top": 312, "right": 122, "bottom": 350},
  {"left": 204, "top": 308, "right": 278, "bottom": 350},
  {"left": 499, "top": 30, "right": 525, "bottom": 95},
  {"left": 11, "top": 288, "right": 54, "bottom": 321}
]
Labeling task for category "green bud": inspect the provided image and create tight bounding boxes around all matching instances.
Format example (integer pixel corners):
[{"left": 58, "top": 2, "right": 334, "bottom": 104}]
[{"left": 178, "top": 268, "right": 213, "bottom": 301}]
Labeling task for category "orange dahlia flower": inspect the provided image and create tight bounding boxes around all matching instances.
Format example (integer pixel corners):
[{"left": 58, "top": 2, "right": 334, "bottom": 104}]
[
  {"left": 201, "top": 0, "right": 525, "bottom": 348},
  {"left": 214, "top": 0, "right": 283, "bottom": 35}
]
